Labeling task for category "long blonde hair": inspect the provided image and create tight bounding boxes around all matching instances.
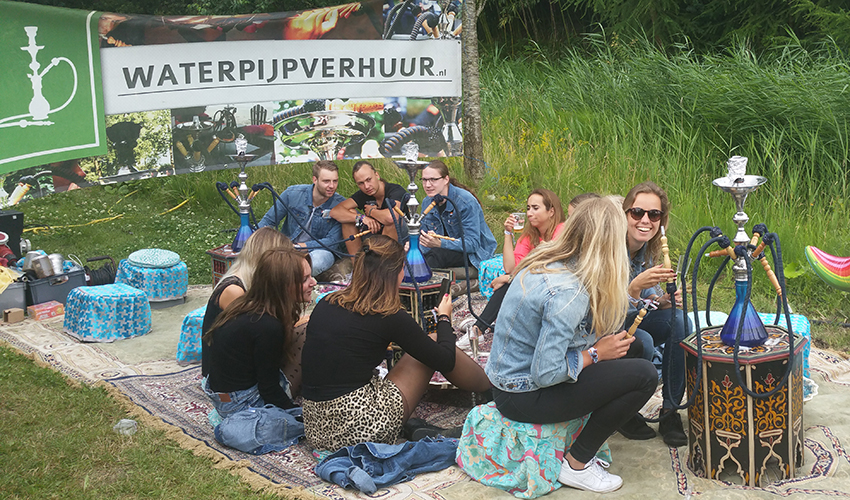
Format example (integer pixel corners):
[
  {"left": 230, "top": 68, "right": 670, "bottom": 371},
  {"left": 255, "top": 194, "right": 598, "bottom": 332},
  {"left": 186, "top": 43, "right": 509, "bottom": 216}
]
[
  {"left": 326, "top": 235, "right": 405, "bottom": 316},
  {"left": 222, "top": 227, "right": 292, "bottom": 291},
  {"left": 514, "top": 198, "right": 629, "bottom": 336}
]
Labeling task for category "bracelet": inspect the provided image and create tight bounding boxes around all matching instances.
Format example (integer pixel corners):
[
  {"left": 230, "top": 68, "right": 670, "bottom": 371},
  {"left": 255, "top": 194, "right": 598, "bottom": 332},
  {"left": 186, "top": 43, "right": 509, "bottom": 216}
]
[
  {"left": 588, "top": 347, "right": 599, "bottom": 364},
  {"left": 504, "top": 230, "right": 513, "bottom": 236},
  {"left": 437, "top": 314, "right": 451, "bottom": 323},
  {"left": 356, "top": 214, "right": 364, "bottom": 224}
]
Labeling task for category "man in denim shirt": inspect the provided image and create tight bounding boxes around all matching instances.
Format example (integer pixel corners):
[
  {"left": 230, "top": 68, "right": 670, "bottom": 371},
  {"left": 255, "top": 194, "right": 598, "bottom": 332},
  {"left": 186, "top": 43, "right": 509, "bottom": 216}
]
[{"left": 258, "top": 160, "right": 345, "bottom": 276}]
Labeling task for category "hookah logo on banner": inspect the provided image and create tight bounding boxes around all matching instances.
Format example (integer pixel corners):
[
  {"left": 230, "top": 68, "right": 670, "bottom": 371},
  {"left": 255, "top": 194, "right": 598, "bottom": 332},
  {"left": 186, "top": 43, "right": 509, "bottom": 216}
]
[{"left": 0, "top": 2, "right": 106, "bottom": 174}]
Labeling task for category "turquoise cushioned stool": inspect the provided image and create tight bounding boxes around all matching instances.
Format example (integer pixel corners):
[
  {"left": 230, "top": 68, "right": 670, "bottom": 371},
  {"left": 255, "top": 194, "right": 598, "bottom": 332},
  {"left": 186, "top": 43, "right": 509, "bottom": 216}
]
[
  {"left": 478, "top": 255, "right": 505, "bottom": 299},
  {"left": 176, "top": 305, "right": 207, "bottom": 365},
  {"left": 457, "top": 401, "right": 611, "bottom": 499},
  {"left": 64, "top": 283, "right": 151, "bottom": 342},
  {"left": 116, "top": 248, "right": 188, "bottom": 308}
]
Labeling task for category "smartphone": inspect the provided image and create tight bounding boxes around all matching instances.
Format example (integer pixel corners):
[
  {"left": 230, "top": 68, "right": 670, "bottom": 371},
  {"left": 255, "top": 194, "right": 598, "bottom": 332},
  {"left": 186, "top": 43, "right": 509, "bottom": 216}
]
[{"left": 439, "top": 278, "right": 452, "bottom": 297}]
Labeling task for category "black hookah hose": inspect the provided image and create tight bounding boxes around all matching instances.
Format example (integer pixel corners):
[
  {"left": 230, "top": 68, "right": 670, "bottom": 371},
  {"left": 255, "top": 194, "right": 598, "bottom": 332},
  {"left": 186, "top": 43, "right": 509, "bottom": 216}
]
[
  {"left": 729, "top": 244, "right": 794, "bottom": 399},
  {"left": 383, "top": 0, "right": 414, "bottom": 39},
  {"left": 435, "top": 195, "right": 488, "bottom": 330},
  {"left": 215, "top": 182, "right": 241, "bottom": 217},
  {"left": 705, "top": 235, "right": 733, "bottom": 323},
  {"left": 641, "top": 232, "right": 724, "bottom": 421}
]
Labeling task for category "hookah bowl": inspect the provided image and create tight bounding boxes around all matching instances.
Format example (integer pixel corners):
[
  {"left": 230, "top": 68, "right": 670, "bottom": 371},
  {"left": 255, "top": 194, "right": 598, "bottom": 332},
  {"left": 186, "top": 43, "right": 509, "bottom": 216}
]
[
  {"left": 274, "top": 110, "right": 374, "bottom": 161},
  {"left": 712, "top": 156, "right": 769, "bottom": 347},
  {"left": 431, "top": 97, "right": 463, "bottom": 157}
]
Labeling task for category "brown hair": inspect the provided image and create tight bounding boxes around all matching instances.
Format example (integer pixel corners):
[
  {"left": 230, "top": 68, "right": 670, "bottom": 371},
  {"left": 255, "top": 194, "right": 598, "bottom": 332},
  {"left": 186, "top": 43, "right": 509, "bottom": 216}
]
[
  {"left": 205, "top": 249, "right": 308, "bottom": 366},
  {"left": 352, "top": 160, "right": 376, "bottom": 176},
  {"left": 426, "top": 160, "right": 481, "bottom": 205},
  {"left": 222, "top": 226, "right": 293, "bottom": 291},
  {"left": 568, "top": 192, "right": 601, "bottom": 209},
  {"left": 312, "top": 160, "right": 339, "bottom": 178},
  {"left": 622, "top": 181, "right": 670, "bottom": 264},
  {"left": 520, "top": 188, "right": 565, "bottom": 249},
  {"left": 326, "top": 235, "right": 405, "bottom": 316}
]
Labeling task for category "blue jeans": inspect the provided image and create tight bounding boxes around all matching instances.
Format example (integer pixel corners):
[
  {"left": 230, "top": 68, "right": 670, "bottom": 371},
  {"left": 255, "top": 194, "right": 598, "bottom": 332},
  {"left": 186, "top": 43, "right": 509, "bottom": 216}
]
[
  {"left": 309, "top": 249, "right": 335, "bottom": 276},
  {"left": 629, "top": 307, "right": 691, "bottom": 409},
  {"left": 202, "top": 374, "right": 303, "bottom": 454}
]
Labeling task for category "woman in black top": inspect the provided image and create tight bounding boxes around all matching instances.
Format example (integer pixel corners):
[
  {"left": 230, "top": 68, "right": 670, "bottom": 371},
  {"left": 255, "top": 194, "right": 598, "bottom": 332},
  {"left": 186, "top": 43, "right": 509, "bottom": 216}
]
[
  {"left": 203, "top": 248, "right": 316, "bottom": 417},
  {"left": 302, "top": 235, "right": 491, "bottom": 450}
]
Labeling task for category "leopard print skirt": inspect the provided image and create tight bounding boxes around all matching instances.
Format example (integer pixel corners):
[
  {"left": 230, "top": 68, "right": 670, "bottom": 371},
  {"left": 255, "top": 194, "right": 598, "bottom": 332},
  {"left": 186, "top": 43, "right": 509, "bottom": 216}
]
[{"left": 303, "top": 376, "right": 404, "bottom": 451}]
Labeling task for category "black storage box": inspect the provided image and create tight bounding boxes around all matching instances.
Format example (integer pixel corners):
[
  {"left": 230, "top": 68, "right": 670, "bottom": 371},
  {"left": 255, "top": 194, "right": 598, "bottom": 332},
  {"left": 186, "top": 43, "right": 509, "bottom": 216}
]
[
  {"left": 0, "top": 281, "right": 26, "bottom": 311},
  {"left": 26, "top": 268, "right": 86, "bottom": 306},
  {"left": 0, "top": 210, "right": 25, "bottom": 257}
]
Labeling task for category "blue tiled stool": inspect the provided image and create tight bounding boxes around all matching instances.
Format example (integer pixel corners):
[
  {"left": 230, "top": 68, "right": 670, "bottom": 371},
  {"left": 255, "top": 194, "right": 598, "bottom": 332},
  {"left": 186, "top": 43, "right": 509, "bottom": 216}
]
[
  {"left": 64, "top": 284, "right": 151, "bottom": 342},
  {"left": 116, "top": 249, "right": 188, "bottom": 309},
  {"left": 176, "top": 305, "right": 207, "bottom": 365},
  {"left": 478, "top": 254, "right": 505, "bottom": 299}
]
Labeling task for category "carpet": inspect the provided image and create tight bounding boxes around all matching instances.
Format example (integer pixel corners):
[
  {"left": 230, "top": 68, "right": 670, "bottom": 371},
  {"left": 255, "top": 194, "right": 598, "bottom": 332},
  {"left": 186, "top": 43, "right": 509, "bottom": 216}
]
[{"left": 3, "top": 291, "right": 850, "bottom": 499}]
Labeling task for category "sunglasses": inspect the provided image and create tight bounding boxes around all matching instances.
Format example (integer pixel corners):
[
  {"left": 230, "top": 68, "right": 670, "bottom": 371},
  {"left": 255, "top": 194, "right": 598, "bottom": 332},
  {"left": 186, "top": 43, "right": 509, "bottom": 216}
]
[{"left": 625, "top": 207, "right": 664, "bottom": 222}]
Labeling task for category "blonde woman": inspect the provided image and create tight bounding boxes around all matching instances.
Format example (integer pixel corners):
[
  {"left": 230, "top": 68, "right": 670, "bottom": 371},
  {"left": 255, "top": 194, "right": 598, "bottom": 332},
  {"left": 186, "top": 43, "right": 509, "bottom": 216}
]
[
  {"left": 485, "top": 198, "right": 656, "bottom": 493},
  {"left": 202, "top": 227, "right": 293, "bottom": 378}
]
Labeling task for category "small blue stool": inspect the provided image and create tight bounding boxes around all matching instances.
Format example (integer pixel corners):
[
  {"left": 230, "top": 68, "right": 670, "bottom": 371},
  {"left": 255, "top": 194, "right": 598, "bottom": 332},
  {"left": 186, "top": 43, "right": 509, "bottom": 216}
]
[
  {"left": 116, "top": 249, "right": 188, "bottom": 309},
  {"left": 176, "top": 305, "right": 207, "bottom": 365},
  {"left": 64, "top": 284, "right": 151, "bottom": 342},
  {"left": 478, "top": 254, "right": 505, "bottom": 299}
]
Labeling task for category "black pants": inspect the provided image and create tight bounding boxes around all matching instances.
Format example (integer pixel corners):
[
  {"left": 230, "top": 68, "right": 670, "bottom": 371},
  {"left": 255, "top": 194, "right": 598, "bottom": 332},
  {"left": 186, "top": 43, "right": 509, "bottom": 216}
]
[
  {"left": 475, "top": 282, "right": 510, "bottom": 332},
  {"left": 424, "top": 248, "right": 469, "bottom": 269},
  {"left": 492, "top": 340, "right": 656, "bottom": 464}
]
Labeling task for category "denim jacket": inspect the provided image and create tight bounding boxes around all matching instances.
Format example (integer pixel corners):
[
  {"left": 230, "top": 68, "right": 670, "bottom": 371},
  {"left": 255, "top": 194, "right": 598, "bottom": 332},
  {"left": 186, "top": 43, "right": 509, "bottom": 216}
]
[
  {"left": 627, "top": 243, "right": 664, "bottom": 316},
  {"left": 258, "top": 183, "right": 345, "bottom": 253},
  {"left": 420, "top": 183, "right": 497, "bottom": 269},
  {"left": 485, "top": 262, "right": 595, "bottom": 393}
]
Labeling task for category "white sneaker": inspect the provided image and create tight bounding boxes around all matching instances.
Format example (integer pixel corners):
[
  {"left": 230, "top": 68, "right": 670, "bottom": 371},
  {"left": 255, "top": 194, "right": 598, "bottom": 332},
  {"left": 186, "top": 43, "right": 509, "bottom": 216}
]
[{"left": 558, "top": 457, "right": 623, "bottom": 493}]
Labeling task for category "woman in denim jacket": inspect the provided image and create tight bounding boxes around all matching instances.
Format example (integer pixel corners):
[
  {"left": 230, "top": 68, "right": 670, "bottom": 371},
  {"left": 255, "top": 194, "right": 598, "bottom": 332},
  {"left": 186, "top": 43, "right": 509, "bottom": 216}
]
[
  {"left": 485, "top": 198, "right": 657, "bottom": 493},
  {"left": 418, "top": 160, "right": 497, "bottom": 271}
]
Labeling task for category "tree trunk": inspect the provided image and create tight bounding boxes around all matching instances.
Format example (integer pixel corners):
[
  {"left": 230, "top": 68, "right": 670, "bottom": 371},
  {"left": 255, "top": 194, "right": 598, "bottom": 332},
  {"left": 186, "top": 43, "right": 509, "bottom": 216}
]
[{"left": 462, "top": 0, "right": 485, "bottom": 182}]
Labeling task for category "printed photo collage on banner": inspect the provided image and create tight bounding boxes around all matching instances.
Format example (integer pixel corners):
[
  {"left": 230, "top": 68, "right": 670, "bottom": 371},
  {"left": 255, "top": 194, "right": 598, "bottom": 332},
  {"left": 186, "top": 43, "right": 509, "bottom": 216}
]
[{"left": 0, "top": 0, "right": 464, "bottom": 207}]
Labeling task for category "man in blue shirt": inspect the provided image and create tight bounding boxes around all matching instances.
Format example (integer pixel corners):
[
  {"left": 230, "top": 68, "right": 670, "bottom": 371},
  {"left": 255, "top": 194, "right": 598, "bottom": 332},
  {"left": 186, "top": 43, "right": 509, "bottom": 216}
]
[{"left": 258, "top": 160, "right": 345, "bottom": 276}]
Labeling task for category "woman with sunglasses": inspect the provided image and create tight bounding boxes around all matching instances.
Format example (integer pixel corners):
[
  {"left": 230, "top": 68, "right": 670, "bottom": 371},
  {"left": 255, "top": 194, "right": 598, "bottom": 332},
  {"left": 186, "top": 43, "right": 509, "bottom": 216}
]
[
  {"left": 418, "top": 160, "right": 497, "bottom": 273},
  {"left": 618, "top": 181, "right": 691, "bottom": 448}
]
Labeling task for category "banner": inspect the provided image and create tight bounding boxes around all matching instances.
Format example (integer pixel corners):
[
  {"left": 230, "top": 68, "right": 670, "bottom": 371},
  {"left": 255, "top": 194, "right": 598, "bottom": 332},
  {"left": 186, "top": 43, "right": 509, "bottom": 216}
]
[
  {"left": 0, "top": 0, "right": 465, "bottom": 207},
  {"left": 0, "top": 2, "right": 106, "bottom": 175}
]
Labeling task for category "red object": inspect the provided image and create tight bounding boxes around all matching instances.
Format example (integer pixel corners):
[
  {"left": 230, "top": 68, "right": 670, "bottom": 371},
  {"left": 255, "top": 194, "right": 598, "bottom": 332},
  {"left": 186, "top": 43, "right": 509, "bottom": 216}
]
[{"left": 27, "top": 300, "right": 65, "bottom": 320}]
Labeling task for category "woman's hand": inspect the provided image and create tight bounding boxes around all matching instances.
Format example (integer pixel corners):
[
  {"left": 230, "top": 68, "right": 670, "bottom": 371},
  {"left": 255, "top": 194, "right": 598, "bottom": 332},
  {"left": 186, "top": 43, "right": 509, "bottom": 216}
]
[
  {"left": 491, "top": 273, "right": 511, "bottom": 291},
  {"left": 503, "top": 214, "right": 517, "bottom": 233},
  {"left": 436, "top": 292, "right": 452, "bottom": 317},
  {"left": 657, "top": 288, "right": 683, "bottom": 309},
  {"left": 593, "top": 331, "right": 634, "bottom": 361},
  {"left": 628, "top": 264, "right": 676, "bottom": 298},
  {"left": 419, "top": 230, "right": 440, "bottom": 249}
]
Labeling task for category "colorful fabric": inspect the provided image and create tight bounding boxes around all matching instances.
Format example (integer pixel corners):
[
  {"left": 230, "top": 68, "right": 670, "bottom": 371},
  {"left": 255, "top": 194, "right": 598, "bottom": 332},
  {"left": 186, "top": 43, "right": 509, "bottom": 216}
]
[
  {"left": 116, "top": 259, "right": 188, "bottom": 302},
  {"left": 456, "top": 402, "right": 611, "bottom": 499},
  {"left": 176, "top": 305, "right": 207, "bottom": 364},
  {"left": 478, "top": 255, "right": 504, "bottom": 299},
  {"left": 758, "top": 311, "right": 811, "bottom": 378},
  {"left": 805, "top": 246, "right": 850, "bottom": 292},
  {"left": 128, "top": 248, "right": 182, "bottom": 269},
  {"left": 63, "top": 284, "right": 151, "bottom": 342}
]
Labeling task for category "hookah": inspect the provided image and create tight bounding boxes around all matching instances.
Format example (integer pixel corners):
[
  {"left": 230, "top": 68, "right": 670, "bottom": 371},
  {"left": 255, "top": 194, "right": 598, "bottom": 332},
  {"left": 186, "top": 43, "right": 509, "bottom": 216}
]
[
  {"left": 219, "top": 135, "right": 257, "bottom": 253},
  {"left": 274, "top": 109, "right": 374, "bottom": 161},
  {"left": 0, "top": 26, "right": 78, "bottom": 129},
  {"left": 678, "top": 155, "right": 796, "bottom": 401},
  {"left": 393, "top": 143, "right": 433, "bottom": 283},
  {"left": 431, "top": 97, "right": 463, "bottom": 157}
]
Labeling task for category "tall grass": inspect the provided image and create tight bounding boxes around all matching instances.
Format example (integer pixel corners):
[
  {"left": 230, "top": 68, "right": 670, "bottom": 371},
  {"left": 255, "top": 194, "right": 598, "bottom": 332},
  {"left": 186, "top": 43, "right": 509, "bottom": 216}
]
[{"left": 477, "top": 35, "right": 850, "bottom": 319}]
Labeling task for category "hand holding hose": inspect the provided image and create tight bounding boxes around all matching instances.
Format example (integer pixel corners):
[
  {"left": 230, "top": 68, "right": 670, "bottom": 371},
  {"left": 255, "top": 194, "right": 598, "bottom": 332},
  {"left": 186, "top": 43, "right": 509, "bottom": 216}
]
[{"left": 593, "top": 331, "right": 634, "bottom": 361}]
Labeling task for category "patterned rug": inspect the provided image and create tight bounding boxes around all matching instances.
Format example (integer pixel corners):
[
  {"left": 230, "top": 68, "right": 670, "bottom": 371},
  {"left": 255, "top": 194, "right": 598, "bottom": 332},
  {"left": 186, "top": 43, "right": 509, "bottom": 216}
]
[{"left": 3, "top": 291, "right": 850, "bottom": 499}]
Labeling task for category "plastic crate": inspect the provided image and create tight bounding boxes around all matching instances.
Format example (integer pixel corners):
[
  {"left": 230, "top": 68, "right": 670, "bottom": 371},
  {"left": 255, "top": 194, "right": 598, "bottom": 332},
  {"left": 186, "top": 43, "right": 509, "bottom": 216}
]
[
  {"left": 26, "top": 268, "right": 87, "bottom": 306},
  {"left": 0, "top": 281, "right": 26, "bottom": 312}
]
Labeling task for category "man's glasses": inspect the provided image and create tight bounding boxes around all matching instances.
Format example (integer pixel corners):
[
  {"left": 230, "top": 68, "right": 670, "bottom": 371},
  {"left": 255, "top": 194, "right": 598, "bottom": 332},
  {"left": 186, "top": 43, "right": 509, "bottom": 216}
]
[
  {"left": 625, "top": 207, "right": 663, "bottom": 222},
  {"left": 421, "top": 177, "right": 445, "bottom": 184}
]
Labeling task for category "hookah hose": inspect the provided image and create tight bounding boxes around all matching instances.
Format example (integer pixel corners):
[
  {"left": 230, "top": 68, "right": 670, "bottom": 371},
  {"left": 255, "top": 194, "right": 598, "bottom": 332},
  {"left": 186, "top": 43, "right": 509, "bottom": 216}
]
[
  {"left": 215, "top": 182, "right": 241, "bottom": 217},
  {"left": 728, "top": 236, "right": 795, "bottom": 399},
  {"left": 428, "top": 194, "right": 489, "bottom": 331},
  {"left": 639, "top": 230, "right": 723, "bottom": 421},
  {"left": 381, "top": 127, "right": 433, "bottom": 157},
  {"left": 409, "top": 11, "right": 439, "bottom": 40},
  {"left": 231, "top": 181, "right": 259, "bottom": 229},
  {"left": 253, "top": 182, "right": 356, "bottom": 260},
  {"left": 704, "top": 235, "right": 733, "bottom": 322}
]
